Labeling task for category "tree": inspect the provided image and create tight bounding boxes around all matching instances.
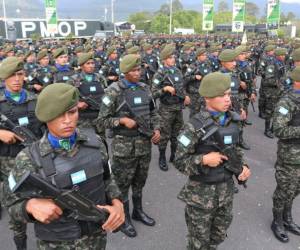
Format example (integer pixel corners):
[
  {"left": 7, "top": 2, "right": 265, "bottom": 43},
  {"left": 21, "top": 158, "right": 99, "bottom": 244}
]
[
  {"left": 157, "top": 0, "right": 183, "bottom": 15},
  {"left": 245, "top": 2, "right": 259, "bottom": 18},
  {"left": 218, "top": 0, "right": 229, "bottom": 12},
  {"left": 128, "top": 11, "right": 152, "bottom": 32},
  {"left": 150, "top": 14, "right": 169, "bottom": 33}
]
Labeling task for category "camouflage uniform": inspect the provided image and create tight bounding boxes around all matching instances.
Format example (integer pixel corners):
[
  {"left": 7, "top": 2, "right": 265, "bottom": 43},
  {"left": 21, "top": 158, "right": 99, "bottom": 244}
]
[
  {"left": 174, "top": 110, "right": 246, "bottom": 250},
  {"left": 152, "top": 66, "right": 186, "bottom": 169},
  {"left": 67, "top": 72, "right": 107, "bottom": 137},
  {"left": 271, "top": 89, "right": 300, "bottom": 241},
  {"left": 4, "top": 129, "right": 121, "bottom": 250}
]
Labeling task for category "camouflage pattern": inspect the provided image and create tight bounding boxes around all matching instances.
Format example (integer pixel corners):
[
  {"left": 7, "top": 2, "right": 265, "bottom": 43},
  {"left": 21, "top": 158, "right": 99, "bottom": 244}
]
[
  {"left": 174, "top": 110, "right": 245, "bottom": 250},
  {"left": 151, "top": 66, "right": 185, "bottom": 151},
  {"left": 97, "top": 80, "right": 160, "bottom": 202},
  {"left": 36, "top": 230, "right": 107, "bottom": 250},
  {"left": 4, "top": 129, "right": 121, "bottom": 248},
  {"left": 272, "top": 90, "right": 300, "bottom": 211},
  {"left": 67, "top": 71, "right": 107, "bottom": 137}
]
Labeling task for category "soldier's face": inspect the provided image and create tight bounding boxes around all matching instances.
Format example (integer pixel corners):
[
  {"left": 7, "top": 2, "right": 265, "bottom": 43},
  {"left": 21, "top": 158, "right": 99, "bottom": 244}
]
[
  {"left": 222, "top": 61, "right": 236, "bottom": 71},
  {"left": 56, "top": 54, "right": 69, "bottom": 65},
  {"left": 81, "top": 59, "right": 95, "bottom": 74},
  {"left": 39, "top": 56, "right": 50, "bottom": 66},
  {"left": 164, "top": 55, "right": 176, "bottom": 67},
  {"left": 205, "top": 89, "right": 231, "bottom": 112},
  {"left": 198, "top": 54, "right": 207, "bottom": 62},
  {"left": 5, "top": 70, "right": 25, "bottom": 93},
  {"left": 295, "top": 61, "right": 300, "bottom": 66},
  {"left": 125, "top": 66, "right": 141, "bottom": 83},
  {"left": 237, "top": 53, "right": 246, "bottom": 61},
  {"left": 47, "top": 106, "right": 78, "bottom": 138},
  {"left": 26, "top": 54, "right": 36, "bottom": 63},
  {"left": 109, "top": 52, "right": 118, "bottom": 60}
]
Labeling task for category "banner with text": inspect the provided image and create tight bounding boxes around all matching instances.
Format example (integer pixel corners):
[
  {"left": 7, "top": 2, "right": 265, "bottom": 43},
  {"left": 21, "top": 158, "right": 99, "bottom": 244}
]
[
  {"left": 232, "top": 0, "right": 245, "bottom": 32},
  {"left": 45, "top": 0, "right": 58, "bottom": 34},
  {"left": 202, "top": 0, "right": 214, "bottom": 31},
  {"left": 267, "top": 0, "right": 280, "bottom": 30}
]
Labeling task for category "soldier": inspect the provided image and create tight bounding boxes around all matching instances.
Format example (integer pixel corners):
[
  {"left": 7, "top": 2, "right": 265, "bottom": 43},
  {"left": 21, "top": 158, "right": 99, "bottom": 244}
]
[
  {"left": 219, "top": 49, "right": 249, "bottom": 150},
  {"left": 52, "top": 48, "right": 75, "bottom": 83},
  {"left": 236, "top": 45, "right": 257, "bottom": 125},
  {"left": 100, "top": 46, "right": 121, "bottom": 86},
  {"left": 271, "top": 66, "right": 300, "bottom": 243},
  {"left": 174, "top": 72, "right": 251, "bottom": 250},
  {"left": 98, "top": 54, "right": 160, "bottom": 237},
  {"left": 185, "top": 48, "right": 212, "bottom": 118},
  {"left": 152, "top": 44, "right": 190, "bottom": 171},
  {"left": 26, "top": 50, "right": 55, "bottom": 93},
  {"left": 23, "top": 51, "right": 37, "bottom": 76},
  {"left": 208, "top": 45, "right": 221, "bottom": 72},
  {"left": 0, "top": 57, "right": 45, "bottom": 249},
  {"left": 141, "top": 43, "right": 159, "bottom": 86},
  {"left": 179, "top": 43, "right": 195, "bottom": 75},
  {"left": 67, "top": 53, "right": 107, "bottom": 137},
  {"left": 3, "top": 83, "right": 124, "bottom": 250}
]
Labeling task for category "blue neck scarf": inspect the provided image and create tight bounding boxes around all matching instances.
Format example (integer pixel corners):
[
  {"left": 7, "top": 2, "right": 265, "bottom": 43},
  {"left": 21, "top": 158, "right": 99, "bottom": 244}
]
[
  {"left": 237, "top": 60, "right": 248, "bottom": 68},
  {"left": 55, "top": 64, "right": 70, "bottom": 72},
  {"left": 48, "top": 132, "right": 77, "bottom": 151},
  {"left": 4, "top": 89, "right": 27, "bottom": 104},
  {"left": 209, "top": 111, "right": 227, "bottom": 126},
  {"left": 122, "top": 79, "right": 138, "bottom": 88},
  {"left": 294, "top": 90, "right": 300, "bottom": 94}
]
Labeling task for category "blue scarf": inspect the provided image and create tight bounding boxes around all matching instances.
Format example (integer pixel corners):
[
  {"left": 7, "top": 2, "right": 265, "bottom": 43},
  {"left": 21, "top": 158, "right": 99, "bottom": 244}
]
[
  {"left": 48, "top": 132, "right": 77, "bottom": 151},
  {"left": 122, "top": 79, "right": 138, "bottom": 88},
  {"left": 237, "top": 60, "right": 248, "bottom": 68},
  {"left": 55, "top": 64, "right": 70, "bottom": 72},
  {"left": 4, "top": 89, "right": 27, "bottom": 104},
  {"left": 209, "top": 111, "right": 227, "bottom": 126}
]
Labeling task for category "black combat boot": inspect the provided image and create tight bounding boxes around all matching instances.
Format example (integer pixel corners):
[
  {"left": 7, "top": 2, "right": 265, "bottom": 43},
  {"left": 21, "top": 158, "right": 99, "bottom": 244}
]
[
  {"left": 264, "top": 120, "right": 274, "bottom": 139},
  {"left": 283, "top": 204, "right": 300, "bottom": 235},
  {"left": 271, "top": 209, "right": 289, "bottom": 243},
  {"left": 169, "top": 144, "right": 176, "bottom": 163},
  {"left": 120, "top": 201, "right": 137, "bottom": 238},
  {"left": 239, "top": 131, "right": 250, "bottom": 150},
  {"left": 13, "top": 236, "right": 27, "bottom": 250},
  {"left": 132, "top": 196, "right": 155, "bottom": 226},
  {"left": 0, "top": 202, "right": 2, "bottom": 220},
  {"left": 244, "top": 119, "right": 252, "bottom": 126},
  {"left": 159, "top": 149, "right": 168, "bottom": 171}
]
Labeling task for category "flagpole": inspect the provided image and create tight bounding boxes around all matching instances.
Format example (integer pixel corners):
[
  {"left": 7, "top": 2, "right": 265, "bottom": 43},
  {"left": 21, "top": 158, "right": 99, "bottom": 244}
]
[
  {"left": 169, "top": 0, "right": 172, "bottom": 35},
  {"left": 2, "top": 0, "right": 8, "bottom": 39}
]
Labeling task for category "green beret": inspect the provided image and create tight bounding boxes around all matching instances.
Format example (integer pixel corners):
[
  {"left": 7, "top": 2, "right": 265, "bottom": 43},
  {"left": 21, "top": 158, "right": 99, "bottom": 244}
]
[
  {"left": 294, "top": 43, "right": 300, "bottom": 49},
  {"left": 24, "top": 50, "right": 35, "bottom": 59},
  {"left": 4, "top": 46, "right": 14, "bottom": 54},
  {"left": 289, "top": 66, "right": 300, "bottom": 82},
  {"left": 160, "top": 44, "right": 175, "bottom": 60},
  {"left": 52, "top": 48, "right": 67, "bottom": 59},
  {"left": 292, "top": 48, "right": 300, "bottom": 61},
  {"left": 78, "top": 52, "right": 94, "bottom": 66},
  {"left": 143, "top": 43, "right": 152, "bottom": 51},
  {"left": 127, "top": 46, "right": 140, "bottom": 55},
  {"left": 0, "top": 57, "right": 24, "bottom": 80},
  {"left": 106, "top": 46, "right": 117, "bottom": 57},
  {"left": 264, "top": 45, "right": 276, "bottom": 52},
  {"left": 125, "top": 42, "right": 133, "bottom": 50},
  {"left": 15, "top": 50, "right": 24, "bottom": 57},
  {"left": 35, "top": 83, "right": 79, "bottom": 123},
  {"left": 219, "top": 49, "right": 238, "bottom": 62},
  {"left": 75, "top": 46, "right": 84, "bottom": 53},
  {"left": 182, "top": 43, "right": 192, "bottom": 51},
  {"left": 199, "top": 72, "right": 231, "bottom": 98},
  {"left": 84, "top": 45, "right": 93, "bottom": 53},
  {"left": 120, "top": 54, "right": 141, "bottom": 74},
  {"left": 37, "top": 50, "right": 48, "bottom": 60},
  {"left": 209, "top": 46, "right": 220, "bottom": 53},
  {"left": 235, "top": 45, "right": 249, "bottom": 55},
  {"left": 40, "top": 45, "right": 48, "bottom": 50},
  {"left": 195, "top": 48, "right": 206, "bottom": 57},
  {"left": 275, "top": 48, "right": 287, "bottom": 56}
]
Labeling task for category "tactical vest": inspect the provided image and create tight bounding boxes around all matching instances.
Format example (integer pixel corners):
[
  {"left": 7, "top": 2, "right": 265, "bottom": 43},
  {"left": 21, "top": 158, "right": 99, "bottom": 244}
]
[
  {"left": 189, "top": 113, "right": 240, "bottom": 184},
  {"left": 77, "top": 76, "right": 105, "bottom": 119},
  {"left": 160, "top": 71, "right": 185, "bottom": 105},
  {"left": 36, "top": 67, "right": 54, "bottom": 86},
  {"left": 0, "top": 98, "right": 43, "bottom": 157},
  {"left": 55, "top": 70, "right": 75, "bottom": 83},
  {"left": 230, "top": 73, "right": 240, "bottom": 96},
  {"left": 28, "top": 129, "right": 107, "bottom": 241},
  {"left": 187, "top": 62, "right": 211, "bottom": 94},
  {"left": 113, "top": 83, "right": 151, "bottom": 137}
]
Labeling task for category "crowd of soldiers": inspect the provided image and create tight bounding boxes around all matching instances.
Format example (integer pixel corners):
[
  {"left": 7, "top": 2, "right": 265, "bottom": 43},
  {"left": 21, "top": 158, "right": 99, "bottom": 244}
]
[{"left": 0, "top": 33, "right": 299, "bottom": 250}]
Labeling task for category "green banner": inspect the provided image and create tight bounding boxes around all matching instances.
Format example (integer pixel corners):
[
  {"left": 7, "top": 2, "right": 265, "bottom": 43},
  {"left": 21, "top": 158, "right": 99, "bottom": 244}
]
[
  {"left": 267, "top": 0, "right": 280, "bottom": 29},
  {"left": 232, "top": 0, "right": 245, "bottom": 32},
  {"left": 202, "top": 0, "right": 214, "bottom": 31},
  {"left": 45, "top": 0, "right": 58, "bottom": 34}
]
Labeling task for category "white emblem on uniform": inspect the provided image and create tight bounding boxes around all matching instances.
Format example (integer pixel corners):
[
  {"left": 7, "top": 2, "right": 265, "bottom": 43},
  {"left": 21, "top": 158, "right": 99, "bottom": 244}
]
[
  {"left": 279, "top": 106, "right": 288, "bottom": 115},
  {"left": 102, "top": 96, "right": 111, "bottom": 106},
  {"left": 178, "top": 134, "right": 191, "bottom": 147}
]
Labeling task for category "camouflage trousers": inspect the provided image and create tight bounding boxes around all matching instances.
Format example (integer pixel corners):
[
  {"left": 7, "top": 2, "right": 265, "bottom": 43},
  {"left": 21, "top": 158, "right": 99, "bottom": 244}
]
[
  {"left": 112, "top": 154, "right": 151, "bottom": 202},
  {"left": 273, "top": 160, "right": 300, "bottom": 211},
  {"left": 188, "top": 93, "right": 204, "bottom": 119},
  {"left": 184, "top": 180, "right": 234, "bottom": 250},
  {"left": 0, "top": 157, "right": 27, "bottom": 241},
  {"left": 259, "top": 87, "right": 281, "bottom": 121},
  {"left": 158, "top": 108, "right": 184, "bottom": 151},
  {"left": 36, "top": 231, "right": 107, "bottom": 250},
  {"left": 77, "top": 118, "right": 105, "bottom": 139}
]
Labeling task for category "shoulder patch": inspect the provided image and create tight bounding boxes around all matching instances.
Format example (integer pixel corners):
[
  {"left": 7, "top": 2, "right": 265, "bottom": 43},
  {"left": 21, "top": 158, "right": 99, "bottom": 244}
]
[
  {"left": 178, "top": 134, "right": 191, "bottom": 147},
  {"left": 102, "top": 96, "right": 112, "bottom": 106},
  {"left": 153, "top": 78, "right": 160, "bottom": 85},
  {"left": 8, "top": 172, "right": 17, "bottom": 191},
  {"left": 278, "top": 106, "right": 289, "bottom": 115}
]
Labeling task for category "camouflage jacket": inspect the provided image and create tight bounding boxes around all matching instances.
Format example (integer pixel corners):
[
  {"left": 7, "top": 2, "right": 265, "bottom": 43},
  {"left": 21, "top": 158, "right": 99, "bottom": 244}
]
[
  {"left": 273, "top": 90, "right": 300, "bottom": 165},
  {"left": 4, "top": 129, "right": 121, "bottom": 223}
]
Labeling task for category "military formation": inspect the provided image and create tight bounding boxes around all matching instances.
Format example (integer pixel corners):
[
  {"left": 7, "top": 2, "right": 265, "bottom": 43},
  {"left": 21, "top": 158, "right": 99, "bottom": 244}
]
[{"left": 0, "top": 33, "right": 298, "bottom": 250}]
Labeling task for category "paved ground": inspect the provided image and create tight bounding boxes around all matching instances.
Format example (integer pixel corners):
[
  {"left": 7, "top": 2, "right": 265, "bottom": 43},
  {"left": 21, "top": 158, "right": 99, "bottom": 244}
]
[{"left": 1, "top": 96, "right": 300, "bottom": 250}]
